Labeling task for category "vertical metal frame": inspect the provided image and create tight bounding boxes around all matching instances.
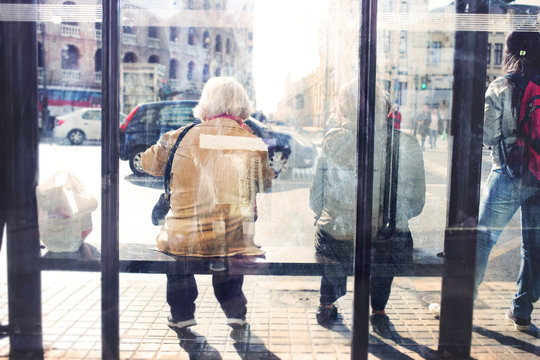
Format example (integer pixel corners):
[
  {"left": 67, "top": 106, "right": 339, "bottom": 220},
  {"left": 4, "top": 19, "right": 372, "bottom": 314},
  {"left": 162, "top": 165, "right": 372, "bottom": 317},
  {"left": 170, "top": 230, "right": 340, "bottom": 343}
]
[
  {"left": 101, "top": 0, "right": 120, "bottom": 358},
  {"left": 352, "top": 0, "right": 378, "bottom": 359},
  {"left": 0, "top": 1, "right": 44, "bottom": 358},
  {"left": 438, "top": 0, "right": 488, "bottom": 357}
]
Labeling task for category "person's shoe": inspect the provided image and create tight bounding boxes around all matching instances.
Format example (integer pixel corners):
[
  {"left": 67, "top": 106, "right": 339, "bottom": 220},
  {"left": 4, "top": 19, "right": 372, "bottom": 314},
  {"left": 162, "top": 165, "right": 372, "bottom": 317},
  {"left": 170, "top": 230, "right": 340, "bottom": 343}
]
[
  {"left": 167, "top": 316, "right": 197, "bottom": 339},
  {"left": 428, "top": 303, "right": 441, "bottom": 319},
  {"left": 227, "top": 318, "right": 248, "bottom": 330},
  {"left": 505, "top": 309, "right": 531, "bottom": 331},
  {"left": 316, "top": 305, "right": 338, "bottom": 327},
  {"left": 370, "top": 312, "right": 392, "bottom": 338}
]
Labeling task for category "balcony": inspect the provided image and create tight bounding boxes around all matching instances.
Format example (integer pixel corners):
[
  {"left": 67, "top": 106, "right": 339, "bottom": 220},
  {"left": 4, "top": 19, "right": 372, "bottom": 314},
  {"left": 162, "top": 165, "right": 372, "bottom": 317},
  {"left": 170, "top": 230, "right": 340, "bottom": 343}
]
[
  {"left": 169, "top": 41, "right": 180, "bottom": 53},
  {"left": 122, "top": 33, "right": 137, "bottom": 46},
  {"left": 169, "top": 79, "right": 180, "bottom": 91},
  {"left": 148, "top": 38, "right": 160, "bottom": 49},
  {"left": 62, "top": 69, "right": 81, "bottom": 83},
  {"left": 94, "top": 71, "right": 102, "bottom": 83},
  {"left": 61, "top": 24, "right": 80, "bottom": 38}
]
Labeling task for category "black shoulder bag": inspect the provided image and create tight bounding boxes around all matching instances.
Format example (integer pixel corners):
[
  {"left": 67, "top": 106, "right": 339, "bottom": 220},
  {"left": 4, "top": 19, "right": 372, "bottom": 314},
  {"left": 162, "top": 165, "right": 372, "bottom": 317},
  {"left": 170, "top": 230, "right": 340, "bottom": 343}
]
[{"left": 151, "top": 123, "right": 197, "bottom": 225}]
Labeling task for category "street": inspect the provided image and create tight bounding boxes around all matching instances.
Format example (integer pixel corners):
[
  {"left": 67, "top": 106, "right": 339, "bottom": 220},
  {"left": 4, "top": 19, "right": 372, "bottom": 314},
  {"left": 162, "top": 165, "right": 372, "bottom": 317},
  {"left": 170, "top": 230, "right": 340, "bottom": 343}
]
[{"left": 36, "top": 134, "right": 522, "bottom": 282}]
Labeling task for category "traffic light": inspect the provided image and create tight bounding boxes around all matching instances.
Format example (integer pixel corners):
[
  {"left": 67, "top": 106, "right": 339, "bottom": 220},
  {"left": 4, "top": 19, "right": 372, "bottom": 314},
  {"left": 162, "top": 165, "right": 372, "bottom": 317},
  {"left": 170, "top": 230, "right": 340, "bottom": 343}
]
[{"left": 421, "top": 76, "right": 427, "bottom": 90}]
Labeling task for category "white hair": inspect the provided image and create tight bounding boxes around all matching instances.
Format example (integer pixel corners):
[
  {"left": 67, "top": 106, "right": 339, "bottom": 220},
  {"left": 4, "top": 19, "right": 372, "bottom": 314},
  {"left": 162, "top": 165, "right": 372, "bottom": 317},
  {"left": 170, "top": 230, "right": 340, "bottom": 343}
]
[{"left": 193, "top": 77, "right": 254, "bottom": 121}]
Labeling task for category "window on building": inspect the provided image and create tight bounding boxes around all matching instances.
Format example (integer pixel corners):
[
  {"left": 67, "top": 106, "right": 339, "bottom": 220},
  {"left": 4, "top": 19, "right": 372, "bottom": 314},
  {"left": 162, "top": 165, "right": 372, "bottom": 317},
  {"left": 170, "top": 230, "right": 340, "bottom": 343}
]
[
  {"left": 169, "top": 59, "right": 179, "bottom": 79},
  {"left": 61, "top": 44, "right": 79, "bottom": 69},
  {"left": 382, "top": 31, "right": 390, "bottom": 54},
  {"left": 214, "top": 67, "right": 221, "bottom": 76},
  {"left": 215, "top": 34, "right": 222, "bottom": 52},
  {"left": 95, "top": 49, "right": 102, "bottom": 72},
  {"left": 148, "top": 55, "right": 160, "bottom": 64},
  {"left": 188, "top": 27, "right": 197, "bottom": 45},
  {"left": 486, "top": 43, "right": 491, "bottom": 65},
  {"left": 295, "top": 94, "right": 304, "bottom": 109},
  {"left": 95, "top": 22, "right": 102, "bottom": 30},
  {"left": 123, "top": 52, "right": 137, "bottom": 63},
  {"left": 226, "top": 38, "right": 231, "bottom": 55},
  {"left": 202, "top": 64, "right": 210, "bottom": 82},
  {"left": 62, "top": 1, "right": 78, "bottom": 26},
  {"left": 494, "top": 43, "right": 503, "bottom": 65},
  {"left": 204, "top": 0, "right": 210, "bottom": 10},
  {"left": 432, "top": 41, "right": 442, "bottom": 65},
  {"left": 399, "top": 31, "right": 407, "bottom": 55},
  {"left": 170, "top": 27, "right": 178, "bottom": 42},
  {"left": 203, "top": 31, "right": 211, "bottom": 49},
  {"left": 123, "top": 26, "right": 136, "bottom": 34},
  {"left": 38, "top": 42, "right": 44, "bottom": 68},
  {"left": 187, "top": 61, "right": 195, "bottom": 81},
  {"left": 188, "top": 0, "right": 195, "bottom": 10},
  {"left": 148, "top": 27, "right": 158, "bottom": 39}
]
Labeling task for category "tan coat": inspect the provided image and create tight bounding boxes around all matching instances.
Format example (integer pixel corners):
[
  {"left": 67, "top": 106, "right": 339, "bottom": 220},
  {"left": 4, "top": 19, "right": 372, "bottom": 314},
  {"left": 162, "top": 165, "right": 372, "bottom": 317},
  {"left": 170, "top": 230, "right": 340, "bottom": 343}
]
[{"left": 141, "top": 118, "right": 273, "bottom": 257}]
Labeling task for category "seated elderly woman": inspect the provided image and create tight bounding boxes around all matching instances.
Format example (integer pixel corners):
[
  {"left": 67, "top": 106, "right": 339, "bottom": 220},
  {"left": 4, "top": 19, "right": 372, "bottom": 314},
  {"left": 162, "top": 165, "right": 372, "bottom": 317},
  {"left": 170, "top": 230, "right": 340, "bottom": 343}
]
[{"left": 141, "top": 77, "right": 273, "bottom": 337}]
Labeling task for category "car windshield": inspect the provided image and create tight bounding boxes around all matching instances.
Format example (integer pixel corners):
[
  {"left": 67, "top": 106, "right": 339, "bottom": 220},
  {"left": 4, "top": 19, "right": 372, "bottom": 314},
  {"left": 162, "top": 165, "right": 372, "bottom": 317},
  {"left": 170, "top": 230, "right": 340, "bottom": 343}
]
[{"left": 247, "top": 117, "right": 268, "bottom": 129}]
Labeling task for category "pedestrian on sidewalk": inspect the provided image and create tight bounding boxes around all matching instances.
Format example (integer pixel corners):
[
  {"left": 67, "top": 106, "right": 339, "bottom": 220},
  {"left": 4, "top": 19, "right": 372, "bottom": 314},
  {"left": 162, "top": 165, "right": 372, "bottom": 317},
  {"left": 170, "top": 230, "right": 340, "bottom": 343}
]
[
  {"left": 387, "top": 104, "right": 402, "bottom": 130},
  {"left": 416, "top": 104, "right": 431, "bottom": 151},
  {"left": 475, "top": 30, "right": 540, "bottom": 331},
  {"left": 428, "top": 107, "right": 440, "bottom": 149},
  {"left": 310, "top": 80, "right": 425, "bottom": 335},
  {"left": 141, "top": 77, "right": 274, "bottom": 337}
]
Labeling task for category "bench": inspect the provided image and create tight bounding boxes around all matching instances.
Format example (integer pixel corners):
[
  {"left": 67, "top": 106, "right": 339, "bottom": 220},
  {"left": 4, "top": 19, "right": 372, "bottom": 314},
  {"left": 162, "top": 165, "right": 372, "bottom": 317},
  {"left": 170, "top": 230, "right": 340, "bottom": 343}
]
[{"left": 40, "top": 243, "right": 444, "bottom": 277}]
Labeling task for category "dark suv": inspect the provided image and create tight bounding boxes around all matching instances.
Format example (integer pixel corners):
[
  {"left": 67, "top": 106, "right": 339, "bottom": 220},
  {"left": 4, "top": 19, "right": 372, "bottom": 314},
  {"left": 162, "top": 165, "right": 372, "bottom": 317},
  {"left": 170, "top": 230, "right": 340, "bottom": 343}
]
[
  {"left": 120, "top": 100, "right": 317, "bottom": 178},
  {"left": 119, "top": 100, "right": 199, "bottom": 176}
]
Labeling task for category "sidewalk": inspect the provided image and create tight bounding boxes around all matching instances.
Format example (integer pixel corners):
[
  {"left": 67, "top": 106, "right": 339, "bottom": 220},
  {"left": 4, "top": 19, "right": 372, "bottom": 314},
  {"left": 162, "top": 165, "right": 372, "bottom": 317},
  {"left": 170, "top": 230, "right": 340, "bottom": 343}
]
[{"left": 0, "top": 273, "right": 538, "bottom": 359}]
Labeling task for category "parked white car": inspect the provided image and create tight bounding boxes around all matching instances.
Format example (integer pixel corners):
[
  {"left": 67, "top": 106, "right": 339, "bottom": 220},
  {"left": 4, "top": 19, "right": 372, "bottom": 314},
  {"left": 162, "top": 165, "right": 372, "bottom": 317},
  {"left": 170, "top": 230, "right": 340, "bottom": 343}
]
[{"left": 53, "top": 108, "right": 127, "bottom": 145}]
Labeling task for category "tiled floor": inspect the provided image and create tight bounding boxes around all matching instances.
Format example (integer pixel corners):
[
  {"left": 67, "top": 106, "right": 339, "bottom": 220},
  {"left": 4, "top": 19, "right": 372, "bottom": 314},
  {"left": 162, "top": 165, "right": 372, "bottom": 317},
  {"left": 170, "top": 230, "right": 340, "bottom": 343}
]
[{"left": 1, "top": 273, "right": 539, "bottom": 359}]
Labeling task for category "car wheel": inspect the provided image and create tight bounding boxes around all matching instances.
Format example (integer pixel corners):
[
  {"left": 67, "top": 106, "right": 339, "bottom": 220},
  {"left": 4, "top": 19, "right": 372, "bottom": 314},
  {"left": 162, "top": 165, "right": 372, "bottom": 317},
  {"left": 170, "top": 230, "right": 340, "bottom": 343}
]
[
  {"left": 67, "top": 129, "right": 85, "bottom": 145},
  {"left": 129, "top": 147, "right": 148, "bottom": 177},
  {"left": 269, "top": 149, "right": 289, "bottom": 178}
]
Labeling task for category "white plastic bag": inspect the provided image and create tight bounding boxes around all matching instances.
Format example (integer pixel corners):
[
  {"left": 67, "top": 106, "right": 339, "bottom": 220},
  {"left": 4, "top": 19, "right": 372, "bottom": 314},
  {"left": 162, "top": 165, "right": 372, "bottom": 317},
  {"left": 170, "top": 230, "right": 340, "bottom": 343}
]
[{"left": 36, "top": 171, "right": 98, "bottom": 252}]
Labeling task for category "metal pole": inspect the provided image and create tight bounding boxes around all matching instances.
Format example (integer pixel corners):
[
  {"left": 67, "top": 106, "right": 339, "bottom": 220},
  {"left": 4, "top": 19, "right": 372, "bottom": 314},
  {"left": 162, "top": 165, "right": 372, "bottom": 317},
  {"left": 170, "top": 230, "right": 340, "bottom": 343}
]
[
  {"left": 0, "top": 0, "right": 44, "bottom": 357},
  {"left": 101, "top": 0, "right": 120, "bottom": 358},
  {"left": 438, "top": 0, "right": 488, "bottom": 358},
  {"left": 352, "top": 0, "right": 377, "bottom": 359}
]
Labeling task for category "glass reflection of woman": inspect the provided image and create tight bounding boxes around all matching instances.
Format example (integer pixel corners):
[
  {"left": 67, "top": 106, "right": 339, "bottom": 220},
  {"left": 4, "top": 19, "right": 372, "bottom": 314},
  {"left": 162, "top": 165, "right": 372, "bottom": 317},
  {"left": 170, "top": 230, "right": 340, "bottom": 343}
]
[{"left": 310, "top": 80, "right": 425, "bottom": 335}]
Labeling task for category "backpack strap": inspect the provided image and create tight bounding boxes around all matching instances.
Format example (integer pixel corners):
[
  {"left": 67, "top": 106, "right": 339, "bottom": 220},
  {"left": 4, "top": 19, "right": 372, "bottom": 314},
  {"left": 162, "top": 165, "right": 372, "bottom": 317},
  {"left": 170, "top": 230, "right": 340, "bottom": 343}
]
[{"left": 164, "top": 122, "right": 197, "bottom": 194}]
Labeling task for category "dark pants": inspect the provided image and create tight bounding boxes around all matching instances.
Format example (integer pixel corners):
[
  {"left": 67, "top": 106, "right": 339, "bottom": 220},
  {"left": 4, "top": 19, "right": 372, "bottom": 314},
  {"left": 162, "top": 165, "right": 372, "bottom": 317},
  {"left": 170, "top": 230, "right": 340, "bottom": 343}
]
[
  {"left": 167, "top": 273, "right": 247, "bottom": 322},
  {"left": 316, "top": 229, "right": 411, "bottom": 312}
]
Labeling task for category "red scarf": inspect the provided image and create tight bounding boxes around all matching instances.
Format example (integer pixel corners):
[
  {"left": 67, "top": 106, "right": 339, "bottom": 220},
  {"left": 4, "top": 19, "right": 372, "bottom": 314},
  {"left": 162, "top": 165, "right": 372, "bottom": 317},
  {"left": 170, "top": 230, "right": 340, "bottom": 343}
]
[{"left": 208, "top": 114, "right": 252, "bottom": 132}]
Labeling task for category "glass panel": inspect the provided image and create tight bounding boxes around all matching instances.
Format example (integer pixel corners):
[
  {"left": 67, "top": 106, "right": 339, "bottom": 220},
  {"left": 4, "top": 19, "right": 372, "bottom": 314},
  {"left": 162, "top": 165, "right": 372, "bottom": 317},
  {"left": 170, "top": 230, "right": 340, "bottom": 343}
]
[
  {"left": 372, "top": 0, "right": 540, "bottom": 358},
  {"left": 32, "top": 0, "right": 104, "bottom": 357},
  {"left": 118, "top": 0, "right": 356, "bottom": 358}
]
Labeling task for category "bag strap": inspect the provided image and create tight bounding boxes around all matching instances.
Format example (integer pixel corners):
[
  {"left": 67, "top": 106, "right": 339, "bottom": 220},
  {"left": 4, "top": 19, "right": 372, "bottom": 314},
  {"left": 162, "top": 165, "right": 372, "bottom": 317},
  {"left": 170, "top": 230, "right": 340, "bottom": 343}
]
[{"left": 164, "top": 123, "right": 197, "bottom": 194}]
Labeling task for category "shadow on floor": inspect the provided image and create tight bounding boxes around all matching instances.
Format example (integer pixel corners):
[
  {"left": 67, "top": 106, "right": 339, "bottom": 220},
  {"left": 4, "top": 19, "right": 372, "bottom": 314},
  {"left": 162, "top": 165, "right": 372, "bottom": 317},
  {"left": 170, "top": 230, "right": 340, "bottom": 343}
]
[
  {"left": 230, "top": 326, "right": 280, "bottom": 360},
  {"left": 473, "top": 325, "right": 539, "bottom": 356}
]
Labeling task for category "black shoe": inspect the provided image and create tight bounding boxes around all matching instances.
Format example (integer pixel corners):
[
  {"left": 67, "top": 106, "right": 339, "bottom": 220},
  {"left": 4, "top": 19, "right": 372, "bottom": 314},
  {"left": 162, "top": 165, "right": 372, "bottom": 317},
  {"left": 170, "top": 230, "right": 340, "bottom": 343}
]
[
  {"left": 167, "top": 316, "right": 197, "bottom": 339},
  {"left": 370, "top": 313, "right": 392, "bottom": 338},
  {"left": 316, "top": 305, "right": 338, "bottom": 327},
  {"left": 505, "top": 309, "right": 531, "bottom": 331}
]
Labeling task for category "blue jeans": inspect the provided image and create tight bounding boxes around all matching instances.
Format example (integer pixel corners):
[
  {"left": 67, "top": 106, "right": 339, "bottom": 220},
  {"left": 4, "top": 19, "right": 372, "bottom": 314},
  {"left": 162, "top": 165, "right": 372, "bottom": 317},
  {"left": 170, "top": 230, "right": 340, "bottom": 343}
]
[{"left": 476, "top": 169, "right": 540, "bottom": 320}]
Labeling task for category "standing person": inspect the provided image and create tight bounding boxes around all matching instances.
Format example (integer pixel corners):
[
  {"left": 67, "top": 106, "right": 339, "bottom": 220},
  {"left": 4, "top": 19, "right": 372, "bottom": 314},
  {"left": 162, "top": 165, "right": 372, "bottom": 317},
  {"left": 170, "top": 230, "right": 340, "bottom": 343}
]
[
  {"left": 310, "top": 80, "right": 425, "bottom": 335},
  {"left": 475, "top": 31, "right": 540, "bottom": 331},
  {"left": 417, "top": 104, "right": 431, "bottom": 151},
  {"left": 439, "top": 99, "right": 450, "bottom": 138},
  {"left": 387, "top": 104, "right": 403, "bottom": 130},
  {"left": 141, "top": 77, "right": 274, "bottom": 337},
  {"left": 428, "top": 108, "right": 439, "bottom": 149}
]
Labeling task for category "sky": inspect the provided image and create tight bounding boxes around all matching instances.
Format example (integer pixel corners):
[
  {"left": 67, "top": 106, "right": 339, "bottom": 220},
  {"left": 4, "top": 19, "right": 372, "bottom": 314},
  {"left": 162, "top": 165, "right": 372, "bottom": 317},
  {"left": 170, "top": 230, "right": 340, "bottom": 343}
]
[{"left": 252, "top": 0, "right": 328, "bottom": 113}]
